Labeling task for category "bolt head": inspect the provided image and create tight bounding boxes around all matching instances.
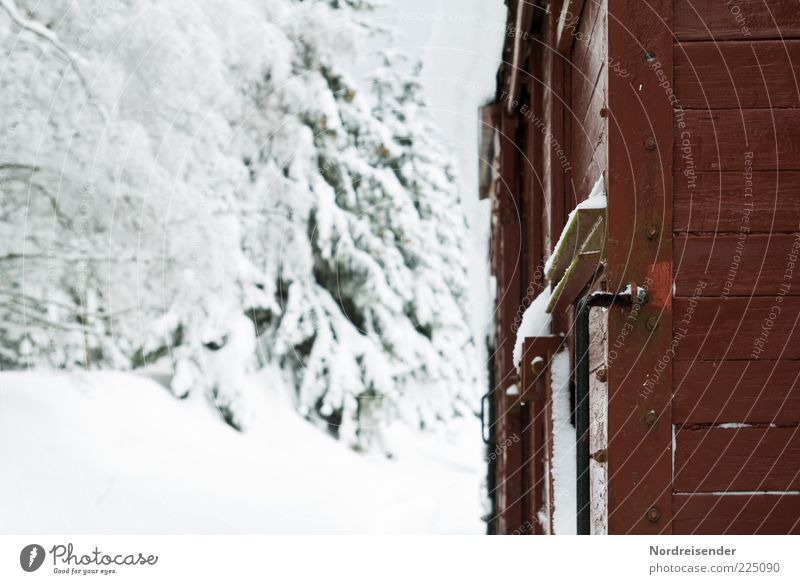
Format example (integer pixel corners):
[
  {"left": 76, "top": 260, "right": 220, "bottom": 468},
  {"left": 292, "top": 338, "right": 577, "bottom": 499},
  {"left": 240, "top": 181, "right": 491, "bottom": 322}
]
[
  {"left": 646, "top": 224, "right": 659, "bottom": 240},
  {"left": 644, "top": 136, "right": 657, "bottom": 151},
  {"left": 644, "top": 409, "right": 658, "bottom": 427},
  {"left": 530, "top": 358, "right": 545, "bottom": 378},
  {"left": 646, "top": 506, "right": 662, "bottom": 523},
  {"left": 595, "top": 367, "right": 608, "bottom": 382},
  {"left": 645, "top": 316, "right": 658, "bottom": 331}
]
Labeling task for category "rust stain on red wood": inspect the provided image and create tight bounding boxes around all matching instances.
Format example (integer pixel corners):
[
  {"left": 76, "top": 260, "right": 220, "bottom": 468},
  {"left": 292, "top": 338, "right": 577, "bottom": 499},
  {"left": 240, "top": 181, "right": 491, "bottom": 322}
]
[{"left": 646, "top": 260, "right": 672, "bottom": 309}]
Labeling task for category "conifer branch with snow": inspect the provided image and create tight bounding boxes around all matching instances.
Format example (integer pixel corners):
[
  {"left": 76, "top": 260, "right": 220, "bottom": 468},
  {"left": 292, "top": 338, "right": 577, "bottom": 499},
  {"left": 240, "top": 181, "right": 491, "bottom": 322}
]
[{"left": 0, "top": 0, "right": 481, "bottom": 449}]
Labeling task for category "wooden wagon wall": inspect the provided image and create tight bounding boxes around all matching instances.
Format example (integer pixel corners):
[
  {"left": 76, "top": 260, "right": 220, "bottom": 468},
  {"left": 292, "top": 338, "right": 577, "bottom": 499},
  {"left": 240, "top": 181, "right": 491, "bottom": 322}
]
[
  {"left": 488, "top": 0, "right": 610, "bottom": 534},
  {"left": 487, "top": 0, "right": 800, "bottom": 535},
  {"left": 671, "top": 0, "right": 800, "bottom": 535},
  {"left": 488, "top": 0, "right": 545, "bottom": 534}
]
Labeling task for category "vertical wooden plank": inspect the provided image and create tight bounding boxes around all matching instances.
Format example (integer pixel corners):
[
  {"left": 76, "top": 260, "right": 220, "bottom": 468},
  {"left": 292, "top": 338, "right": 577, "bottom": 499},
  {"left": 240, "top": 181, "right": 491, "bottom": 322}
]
[
  {"left": 542, "top": 6, "right": 568, "bottom": 268},
  {"left": 557, "top": 0, "right": 587, "bottom": 54},
  {"left": 527, "top": 44, "right": 546, "bottom": 293},
  {"left": 507, "top": 0, "right": 523, "bottom": 114},
  {"left": 521, "top": 337, "right": 564, "bottom": 534},
  {"left": 521, "top": 41, "right": 548, "bottom": 536},
  {"left": 488, "top": 134, "right": 504, "bottom": 535},
  {"left": 605, "top": 0, "right": 673, "bottom": 534},
  {"left": 548, "top": 33, "right": 570, "bottom": 338},
  {"left": 569, "top": 0, "right": 608, "bottom": 201},
  {"left": 589, "top": 307, "right": 609, "bottom": 534},
  {"left": 490, "top": 177, "right": 507, "bottom": 534},
  {"left": 495, "top": 110, "right": 525, "bottom": 535},
  {"left": 544, "top": 351, "right": 556, "bottom": 535},
  {"left": 478, "top": 104, "right": 500, "bottom": 200}
]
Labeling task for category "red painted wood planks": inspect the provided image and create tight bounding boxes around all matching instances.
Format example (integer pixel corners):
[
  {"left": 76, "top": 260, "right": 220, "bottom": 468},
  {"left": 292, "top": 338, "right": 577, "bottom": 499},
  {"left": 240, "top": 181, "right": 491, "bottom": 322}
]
[
  {"left": 676, "top": 110, "right": 800, "bottom": 172},
  {"left": 674, "top": 0, "right": 800, "bottom": 41},
  {"left": 674, "top": 360, "right": 800, "bottom": 425},
  {"left": 675, "top": 426, "right": 800, "bottom": 492},
  {"left": 675, "top": 41, "right": 800, "bottom": 109},
  {"left": 674, "top": 297, "right": 800, "bottom": 361},
  {"left": 674, "top": 171, "right": 800, "bottom": 233},
  {"left": 569, "top": 0, "right": 607, "bottom": 200},
  {"left": 673, "top": 494, "right": 800, "bottom": 534},
  {"left": 674, "top": 233, "right": 800, "bottom": 296}
]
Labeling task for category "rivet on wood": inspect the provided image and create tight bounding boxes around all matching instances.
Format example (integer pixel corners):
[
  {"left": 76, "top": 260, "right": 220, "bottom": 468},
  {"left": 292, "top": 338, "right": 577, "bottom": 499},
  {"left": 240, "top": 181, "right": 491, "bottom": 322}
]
[
  {"left": 646, "top": 506, "right": 662, "bottom": 523},
  {"left": 644, "top": 136, "right": 657, "bottom": 151},
  {"left": 530, "top": 357, "right": 546, "bottom": 378},
  {"left": 599, "top": 107, "right": 609, "bottom": 118},
  {"left": 644, "top": 409, "right": 658, "bottom": 427},
  {"left": 591, "top": 449, "right": 608, "bottom": 463},
  {"left": 645, "top": 316, "right": 658, "bottom": 331},
  {"left": 645, "top": 51, "right": 657, "bottom": 62},
  {"left": 645, "top": 224, "right": 659, "bottom": 240},
  {"left": 595, "top": 367, "right": 608, "bottom": 382}
]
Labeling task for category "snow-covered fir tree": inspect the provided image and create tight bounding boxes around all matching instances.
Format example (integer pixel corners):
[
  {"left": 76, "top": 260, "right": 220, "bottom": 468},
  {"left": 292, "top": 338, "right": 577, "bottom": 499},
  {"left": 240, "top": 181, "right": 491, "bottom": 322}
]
[{"left": 0, "top": 0, "right": 481, "bottom": 448}]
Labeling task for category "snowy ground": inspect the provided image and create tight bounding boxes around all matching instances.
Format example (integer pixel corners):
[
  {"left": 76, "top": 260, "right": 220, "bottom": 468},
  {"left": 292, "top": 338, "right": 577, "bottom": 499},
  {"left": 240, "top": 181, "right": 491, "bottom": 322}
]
[{"left": 0, "top": 371, "right": 486, "bottom": 534}]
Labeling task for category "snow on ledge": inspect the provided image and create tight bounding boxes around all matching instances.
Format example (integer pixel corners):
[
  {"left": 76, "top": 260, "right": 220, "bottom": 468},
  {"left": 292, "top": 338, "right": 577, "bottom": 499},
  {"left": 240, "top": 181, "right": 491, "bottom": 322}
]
[{"left": 512, "top": 286, "right": 552, "bottom": 368}]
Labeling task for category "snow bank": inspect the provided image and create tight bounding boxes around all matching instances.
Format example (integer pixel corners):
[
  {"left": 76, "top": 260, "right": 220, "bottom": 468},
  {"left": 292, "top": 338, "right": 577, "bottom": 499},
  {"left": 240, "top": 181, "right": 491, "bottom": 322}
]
[
  {"left": 550, "top": 351, "right": 577, "bottom": 535},
  {"left": 512, "top": 286, "right": 553, "bottom": 367},
  {"left": 0, "top": 371, "right": 484, "bottom": 534}
]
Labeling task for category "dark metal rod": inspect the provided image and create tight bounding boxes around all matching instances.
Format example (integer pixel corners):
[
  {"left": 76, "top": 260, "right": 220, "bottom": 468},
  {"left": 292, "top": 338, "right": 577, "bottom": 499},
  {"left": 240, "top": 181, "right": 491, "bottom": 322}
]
[
  {"left": 575, "top": 295, "right": 592, "bottom": 535},
  {"left": 575, "top": 289, "right": 645, "bottom": 535}
]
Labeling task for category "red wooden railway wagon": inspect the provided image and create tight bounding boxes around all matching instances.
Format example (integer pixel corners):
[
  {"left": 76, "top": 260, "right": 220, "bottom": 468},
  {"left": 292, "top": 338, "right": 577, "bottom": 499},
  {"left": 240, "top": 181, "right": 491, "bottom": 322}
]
[{"left": 480, "top": 0, "right": 800, "bottom": 535}]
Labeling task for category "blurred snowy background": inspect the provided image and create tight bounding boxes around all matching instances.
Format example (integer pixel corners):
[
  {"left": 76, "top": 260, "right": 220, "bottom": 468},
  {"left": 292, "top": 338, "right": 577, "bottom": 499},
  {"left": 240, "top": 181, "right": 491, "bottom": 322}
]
[{"left": 0, "top": 0, "right": 503, "bottom": 533}]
